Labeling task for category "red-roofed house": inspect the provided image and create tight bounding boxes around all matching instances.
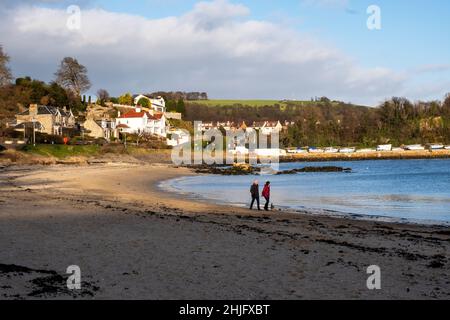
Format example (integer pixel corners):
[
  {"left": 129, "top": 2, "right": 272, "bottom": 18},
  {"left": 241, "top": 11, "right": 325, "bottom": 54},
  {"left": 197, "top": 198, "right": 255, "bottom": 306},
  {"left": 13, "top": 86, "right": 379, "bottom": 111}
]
[{"left": 115, "top": 106, "right": 166, "bottom": 137}]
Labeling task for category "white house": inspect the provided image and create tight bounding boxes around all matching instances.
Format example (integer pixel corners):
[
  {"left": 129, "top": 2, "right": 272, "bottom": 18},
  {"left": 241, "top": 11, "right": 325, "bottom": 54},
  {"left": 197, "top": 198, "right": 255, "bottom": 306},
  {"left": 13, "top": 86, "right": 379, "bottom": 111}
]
[
  {"left": 133, "top": 94, "right": 166, "bottom": 113},
  {"left": 259, "top": 121, "right": 283, "bottom": 135},
  {"left": 115, "top": 107, "right": 166, "bottom": 138},
  {"left": 166, "top": 129, "right": 190, "bottom": 146}
]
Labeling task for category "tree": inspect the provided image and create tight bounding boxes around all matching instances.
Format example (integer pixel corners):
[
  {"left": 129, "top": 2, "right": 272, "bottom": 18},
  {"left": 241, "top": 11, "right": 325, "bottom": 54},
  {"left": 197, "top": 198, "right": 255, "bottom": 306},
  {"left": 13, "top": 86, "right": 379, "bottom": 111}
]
[
  {"left": 176, "top": 98, "right": 186, "bottom": 115},
  {"left": 443, "top": 93, "right": 450, "bottom": 117},
  {"left": 55, "top": 57, "right": 91, "bottom": 96},
  {"left": 118, "top": 93, "right": 133, "bottom": 105},
  {"left": 137, "top": 97, "right": 150, "bottom": 108},
  {"left": 0, "top": 45, "right": 12, "bottom": 87},
  {"left": 96, "top": 89, "right": 110, "bottom": 105}
]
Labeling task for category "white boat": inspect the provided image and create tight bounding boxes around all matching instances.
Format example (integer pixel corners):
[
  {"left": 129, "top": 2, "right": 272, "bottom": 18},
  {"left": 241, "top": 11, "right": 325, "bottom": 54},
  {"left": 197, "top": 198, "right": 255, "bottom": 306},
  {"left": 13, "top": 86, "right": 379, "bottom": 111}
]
[
  {"left": 255, "top": 148, "right": 287, "bottom": 157},
  {"left": 376, "top": 144, "right": 392, "bottom": 152},
  {"left": 429, "top": 144, "right": 444, "bottom": 150},
  {"left": 287, "top": 148, "right": 307, "bottom": 154},
  {"left": 339, "top": 147, "right": 356, "bottom": 154},
  {"left": 404, "top": 144, "right": 425, "bottom": 151},
  {"left": 324, "top": 147, "right": 339, "bottom": 153},
  {"left": 308, "top": 148, "right": 324, "bottom": 153},
  {"left": 445, "top": 146, "right": 450, "bottom": 150},
  {"left": 356, "top": 148, "right": 376, "bottom": 153}
]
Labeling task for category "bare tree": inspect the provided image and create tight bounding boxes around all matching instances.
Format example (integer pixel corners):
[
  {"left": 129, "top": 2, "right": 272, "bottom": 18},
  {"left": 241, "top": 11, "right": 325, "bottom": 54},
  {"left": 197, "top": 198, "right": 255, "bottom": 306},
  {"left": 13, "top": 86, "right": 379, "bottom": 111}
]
[
  {"left": 0, "top": 45, "right": 12, "bottom": 87},
  {"left": 96, "top": 89, "right": 110, "bottom": 104},
  {"left": 55, "top": 57, "right": 91, "bottom": 96}
]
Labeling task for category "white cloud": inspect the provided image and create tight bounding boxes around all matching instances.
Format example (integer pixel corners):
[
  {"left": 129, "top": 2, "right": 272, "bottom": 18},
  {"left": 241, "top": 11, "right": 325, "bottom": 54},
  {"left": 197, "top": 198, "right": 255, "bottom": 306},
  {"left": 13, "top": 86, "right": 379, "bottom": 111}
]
[{"left": 1, "top": 0, "right": 407, "bottom": 105}]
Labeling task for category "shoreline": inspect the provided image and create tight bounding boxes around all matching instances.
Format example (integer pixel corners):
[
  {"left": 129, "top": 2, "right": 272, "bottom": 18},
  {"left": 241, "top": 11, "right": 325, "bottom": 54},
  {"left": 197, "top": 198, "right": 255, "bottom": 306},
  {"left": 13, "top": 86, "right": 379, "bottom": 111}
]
[
  {"left": 158, "top": 174, "right": 450, "bottom": 228},
  {"left": 280, "top": 149, "right": 450, "bottom": 162},
  {"left": 1, "top": 163, "right": 449, "bottom": 299},
  {"left": 1, "top": 148, "right": 450, "bottom": 168}
]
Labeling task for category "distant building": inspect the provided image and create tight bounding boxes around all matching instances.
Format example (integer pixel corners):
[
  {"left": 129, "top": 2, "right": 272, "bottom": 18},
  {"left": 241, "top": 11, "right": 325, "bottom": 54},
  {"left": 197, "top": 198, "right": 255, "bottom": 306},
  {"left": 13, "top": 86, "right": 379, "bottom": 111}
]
[
  {"left": 166, "top": 129, "right": 190, "bottom": 146},
  {"left": 15, "top": 104, "right": 75, "bottom": 136},
  {"left": 133, "top": 94, "right": 166, "bottom": 113},
  {"left": 253, "top": 121, "right": 283, "bottom": 135}
]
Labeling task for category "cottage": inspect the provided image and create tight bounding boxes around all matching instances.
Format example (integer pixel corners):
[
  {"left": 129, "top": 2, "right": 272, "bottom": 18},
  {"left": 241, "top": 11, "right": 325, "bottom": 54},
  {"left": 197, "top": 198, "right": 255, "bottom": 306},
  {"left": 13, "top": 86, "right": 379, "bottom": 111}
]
[
  {"left": 133, "top": 94, "right": 166, "bottom": 113},
  {"left": 115, "top": 107, "right": 166, "bottom": 138},
  {"left": 83, "top": 118, "right": 117, "bottom": 141},
  {"left": 15, "top": 104, "right": 75, "bottom": 136}
]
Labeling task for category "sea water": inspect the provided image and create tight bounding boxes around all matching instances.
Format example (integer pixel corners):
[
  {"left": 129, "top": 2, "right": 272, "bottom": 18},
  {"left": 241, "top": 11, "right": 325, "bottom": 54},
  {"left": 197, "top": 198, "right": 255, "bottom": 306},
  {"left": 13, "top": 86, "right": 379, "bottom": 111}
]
[{"left": 161, "top": 159, "right": 450, "bottom": 225}]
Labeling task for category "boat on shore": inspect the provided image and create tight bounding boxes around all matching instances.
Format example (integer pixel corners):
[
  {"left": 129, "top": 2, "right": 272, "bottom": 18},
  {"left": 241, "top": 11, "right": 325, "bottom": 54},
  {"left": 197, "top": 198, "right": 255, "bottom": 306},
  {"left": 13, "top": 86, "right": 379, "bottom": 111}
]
[
  {"left": 339, "top": 147, "right": 356, "bottom": 154},
  {"left": 308, "top": 147, "right": 325, "bottom": 153},
  {"left": 428, "top": 144, "right": 444, "bottom": 150},
  {"left": 377, "top": 144, "right": 392, "bottom": 152},
  {"left": 324, "top": 147, "right": 339, "bottom": 153},
  {"left": 287, "top": 148, "right": 307, "bottom": 154},
  {"left": 356, "top": 148, "right": 376, "bottom": 153},
  {"left": 404, "top": 144, "right": 425, "bottom": 151}
]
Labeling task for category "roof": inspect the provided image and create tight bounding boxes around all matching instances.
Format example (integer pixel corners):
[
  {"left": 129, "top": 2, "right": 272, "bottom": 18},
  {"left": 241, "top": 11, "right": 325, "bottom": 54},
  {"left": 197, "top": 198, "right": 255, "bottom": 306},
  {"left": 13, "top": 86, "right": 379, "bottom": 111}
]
[
  {"left": 15, "top": 121, "right": 44, "bottom": 130},
  {"left": 149, "top": 113, "right": 164, "bottom": 120},
  {"left": 18, "top": 105, "right": 72, "bottom": 117},
  {"left": 117, "top": 110, "right": 149, "bottom": 119}
]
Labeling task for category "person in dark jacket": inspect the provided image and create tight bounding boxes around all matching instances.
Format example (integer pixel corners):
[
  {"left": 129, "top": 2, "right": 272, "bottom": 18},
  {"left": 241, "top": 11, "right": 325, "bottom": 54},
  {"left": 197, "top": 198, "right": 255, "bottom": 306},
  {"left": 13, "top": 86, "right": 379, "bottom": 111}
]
[
  {"left": 262, "top": 181, "right": 271, "bottom": 211},
  {"left": 249, "top": 180, "right": 261, "bottom": 210}
]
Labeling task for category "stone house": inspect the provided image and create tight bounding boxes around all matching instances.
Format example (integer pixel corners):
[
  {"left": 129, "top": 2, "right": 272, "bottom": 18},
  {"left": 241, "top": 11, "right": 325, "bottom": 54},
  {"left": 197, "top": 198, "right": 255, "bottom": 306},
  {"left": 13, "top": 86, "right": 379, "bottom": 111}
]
[{"left": 15, "top": 104, "right": 75, "bottom": 136}]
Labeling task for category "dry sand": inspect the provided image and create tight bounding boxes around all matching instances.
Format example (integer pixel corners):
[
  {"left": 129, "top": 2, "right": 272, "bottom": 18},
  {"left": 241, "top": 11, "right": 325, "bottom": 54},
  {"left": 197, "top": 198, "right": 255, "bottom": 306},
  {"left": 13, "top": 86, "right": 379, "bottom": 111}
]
[{"left": 0, "top": 163, "right": 449, "bottom": 299}]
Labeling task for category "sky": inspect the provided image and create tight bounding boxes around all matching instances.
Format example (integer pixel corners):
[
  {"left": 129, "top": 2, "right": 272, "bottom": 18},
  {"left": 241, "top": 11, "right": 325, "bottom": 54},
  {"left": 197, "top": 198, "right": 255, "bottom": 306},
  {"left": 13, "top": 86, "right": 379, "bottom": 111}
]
[{"left": 0, "top": 0, "right": 449, "bottom": 106}]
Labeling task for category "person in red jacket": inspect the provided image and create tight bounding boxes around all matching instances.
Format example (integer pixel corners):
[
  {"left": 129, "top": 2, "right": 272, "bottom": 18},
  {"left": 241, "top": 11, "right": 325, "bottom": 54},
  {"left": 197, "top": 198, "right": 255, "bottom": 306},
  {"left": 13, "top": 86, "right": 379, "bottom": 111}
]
[{"left": 262, "top": 181, "right": 271, "bottom": 211}]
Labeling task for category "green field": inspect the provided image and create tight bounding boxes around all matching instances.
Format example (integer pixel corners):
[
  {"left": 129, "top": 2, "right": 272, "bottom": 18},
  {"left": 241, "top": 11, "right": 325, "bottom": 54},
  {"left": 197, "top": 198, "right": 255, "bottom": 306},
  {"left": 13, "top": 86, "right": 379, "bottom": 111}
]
[
  {"left": 187, "top": 99, "right": 319, "bottom": 107},
  {"left": 22, "top": 144, "right": 101, "bottom": 159}
]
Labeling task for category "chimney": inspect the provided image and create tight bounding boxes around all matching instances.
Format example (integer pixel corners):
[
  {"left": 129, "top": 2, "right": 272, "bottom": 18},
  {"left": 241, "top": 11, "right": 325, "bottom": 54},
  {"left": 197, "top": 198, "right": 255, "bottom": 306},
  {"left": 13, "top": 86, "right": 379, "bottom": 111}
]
[
  {"left": 29, "top": 104, "right": 38, "bottom": 116},
  {"left": 117, "top": 111, "right": 121, "bottom": 117},
  {"left": 135, "top": 106, "right": 141, "bottom": 112}
]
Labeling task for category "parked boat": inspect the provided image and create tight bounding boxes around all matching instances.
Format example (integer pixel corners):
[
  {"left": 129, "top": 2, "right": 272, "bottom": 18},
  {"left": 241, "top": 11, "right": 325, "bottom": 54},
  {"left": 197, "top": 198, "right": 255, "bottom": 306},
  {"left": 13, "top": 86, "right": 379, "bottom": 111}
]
[
  {"left": 404, "top": 144, "right": 425, "bottom": 151},
  {"left": 377, "top": 144, "right": 392, "bottom": 152},
  {"left": 445, "top": 146, "right": 450, "bottom": 150},
  {"left": 287, "top": 148, "right": 307, "bottom": 154},
  {"left": 356, "top": 148, "right": 376, "bottom": 153},
  {"left": 324, "top": 147, "right": 339, "bottom": 153},
  {"left": 308, "top": 147, "right": 325, "bottom": 153},
  {"left": 428, "top": 144, "right": 444, "bottom": 150},
  {"left": 339, "top": 147, "right": 356, "bottom": 154}
]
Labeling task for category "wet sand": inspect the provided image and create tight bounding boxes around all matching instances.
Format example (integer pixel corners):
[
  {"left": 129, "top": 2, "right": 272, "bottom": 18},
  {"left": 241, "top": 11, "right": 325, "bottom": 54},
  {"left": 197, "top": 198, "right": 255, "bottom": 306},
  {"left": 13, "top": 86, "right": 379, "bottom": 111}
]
[{"left": 0, "top": 163, "right": 449, "bottom": 299}]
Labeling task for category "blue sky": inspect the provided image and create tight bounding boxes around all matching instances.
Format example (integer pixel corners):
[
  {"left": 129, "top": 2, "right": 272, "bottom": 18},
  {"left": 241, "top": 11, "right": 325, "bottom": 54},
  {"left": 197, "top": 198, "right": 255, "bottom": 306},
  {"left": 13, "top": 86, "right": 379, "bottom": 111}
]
[
  {"left": 85, "top": 0, "right": 450, "bottom": 71},
  {"left": 1, "top": 0, "right": 449, "bottom": 105}
]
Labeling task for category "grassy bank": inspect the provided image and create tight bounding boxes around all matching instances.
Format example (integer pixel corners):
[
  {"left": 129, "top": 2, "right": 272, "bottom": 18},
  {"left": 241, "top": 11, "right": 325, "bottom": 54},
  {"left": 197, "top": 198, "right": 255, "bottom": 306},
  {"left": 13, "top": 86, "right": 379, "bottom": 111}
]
[{"left": 22, "top": 144, "right": 101, "bottom": 159}]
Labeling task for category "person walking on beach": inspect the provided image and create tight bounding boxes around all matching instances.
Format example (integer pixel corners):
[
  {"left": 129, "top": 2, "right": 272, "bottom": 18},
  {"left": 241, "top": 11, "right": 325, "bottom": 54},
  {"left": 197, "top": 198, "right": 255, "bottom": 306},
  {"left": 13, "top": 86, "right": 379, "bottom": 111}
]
[
  {"left": 250, "top": 180, "right": 261, "bottom": 210},
  {"left": 262, "top": 181, "right": 271, "bottom": 211}
]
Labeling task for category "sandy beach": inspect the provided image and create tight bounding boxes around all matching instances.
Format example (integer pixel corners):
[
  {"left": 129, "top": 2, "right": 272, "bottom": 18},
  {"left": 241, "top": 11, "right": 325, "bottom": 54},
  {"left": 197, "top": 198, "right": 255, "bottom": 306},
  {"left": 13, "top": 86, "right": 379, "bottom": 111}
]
[{"left": 1, "top": 163, "right": 449, "bottom": 299}]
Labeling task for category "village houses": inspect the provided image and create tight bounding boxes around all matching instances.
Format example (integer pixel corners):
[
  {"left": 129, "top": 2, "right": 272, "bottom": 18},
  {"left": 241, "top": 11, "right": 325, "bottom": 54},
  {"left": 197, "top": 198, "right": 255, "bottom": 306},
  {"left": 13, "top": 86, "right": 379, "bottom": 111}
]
[
  {"left": 198, "top": 120, "right": 284, "bottom": 135},
  {"left": 115, "top": 106, "right": 166, "bottom": 138},
  {"left": 14, "top": 104, "right": 76, "bottom": 135}
]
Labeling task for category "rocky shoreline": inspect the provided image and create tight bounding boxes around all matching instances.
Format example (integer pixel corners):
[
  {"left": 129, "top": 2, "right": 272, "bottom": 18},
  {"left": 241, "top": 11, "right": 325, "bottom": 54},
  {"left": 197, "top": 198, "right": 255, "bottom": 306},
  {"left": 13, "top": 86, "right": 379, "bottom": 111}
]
[{"left": 187, "top": 163, "right": 352, "bottom": 175}]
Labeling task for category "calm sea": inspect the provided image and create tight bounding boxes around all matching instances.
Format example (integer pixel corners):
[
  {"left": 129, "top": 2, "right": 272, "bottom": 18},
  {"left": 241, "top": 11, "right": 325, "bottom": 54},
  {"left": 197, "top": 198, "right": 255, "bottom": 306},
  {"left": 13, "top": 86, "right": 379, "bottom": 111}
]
[{"left": 161, "top": 159, "right": 450, "bottom": 225}]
